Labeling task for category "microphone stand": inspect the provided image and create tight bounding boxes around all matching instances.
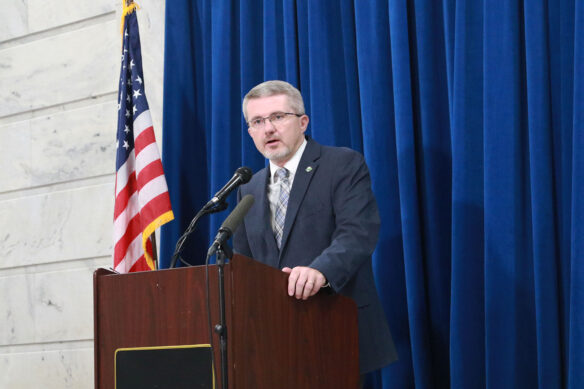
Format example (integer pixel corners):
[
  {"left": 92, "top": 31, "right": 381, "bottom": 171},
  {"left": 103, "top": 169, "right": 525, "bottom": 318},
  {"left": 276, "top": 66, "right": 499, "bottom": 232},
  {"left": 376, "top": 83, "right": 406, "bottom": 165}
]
[
  {"left": 213, "top": 241, "right": 232, "bottom": 389},
  {"left": 204, "top": 194, "right": 254, "bottom": 389},
  {"left": 169, "top": 202, "right": 228, "bottom": 268}
]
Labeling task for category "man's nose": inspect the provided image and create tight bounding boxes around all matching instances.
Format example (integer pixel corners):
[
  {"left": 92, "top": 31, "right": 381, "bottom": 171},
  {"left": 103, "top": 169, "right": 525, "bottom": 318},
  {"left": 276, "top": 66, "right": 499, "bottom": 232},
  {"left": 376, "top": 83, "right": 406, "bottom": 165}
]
[{"left": 264, "top": 119, "right": 276, "bottom": 132}]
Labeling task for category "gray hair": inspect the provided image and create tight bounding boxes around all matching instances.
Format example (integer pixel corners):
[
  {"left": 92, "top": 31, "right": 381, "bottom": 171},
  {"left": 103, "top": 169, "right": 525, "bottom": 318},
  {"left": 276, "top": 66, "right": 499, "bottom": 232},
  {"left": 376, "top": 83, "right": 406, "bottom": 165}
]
[{"left": 242, "top": 80, "right": 305, "bottom": 121}]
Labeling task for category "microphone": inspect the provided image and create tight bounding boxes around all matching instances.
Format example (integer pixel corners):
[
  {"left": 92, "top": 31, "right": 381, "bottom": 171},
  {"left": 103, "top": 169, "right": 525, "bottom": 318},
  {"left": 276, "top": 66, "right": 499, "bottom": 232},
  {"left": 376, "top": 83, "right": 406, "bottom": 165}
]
[
  {"left": 208, "top": 194, "right": 255, "bottom": 256},
  {"left": 204, "top": 167, "right": 253, "bottom": 209}
]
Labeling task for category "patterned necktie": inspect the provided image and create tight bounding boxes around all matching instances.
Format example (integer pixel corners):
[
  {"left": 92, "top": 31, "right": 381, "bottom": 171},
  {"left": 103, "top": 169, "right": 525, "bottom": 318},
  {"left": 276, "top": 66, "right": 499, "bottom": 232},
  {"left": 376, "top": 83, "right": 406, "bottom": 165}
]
[{"left": 274, "top": 167, "right": 290, "bottom": 249}]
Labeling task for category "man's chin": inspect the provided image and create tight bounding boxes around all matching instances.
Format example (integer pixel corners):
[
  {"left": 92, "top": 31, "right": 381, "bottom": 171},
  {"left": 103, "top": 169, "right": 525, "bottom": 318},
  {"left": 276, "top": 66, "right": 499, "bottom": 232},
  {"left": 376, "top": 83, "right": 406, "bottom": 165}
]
[{"left": 263, "top": 148, "right": 291, "bottom": 163}]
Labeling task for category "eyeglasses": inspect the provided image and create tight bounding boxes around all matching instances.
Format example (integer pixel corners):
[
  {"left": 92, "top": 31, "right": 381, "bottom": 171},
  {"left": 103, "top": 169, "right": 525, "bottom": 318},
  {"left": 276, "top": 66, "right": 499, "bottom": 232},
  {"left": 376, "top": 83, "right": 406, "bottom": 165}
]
[{"left": 247, "top": 112, "right": 302, "bottom": 129}]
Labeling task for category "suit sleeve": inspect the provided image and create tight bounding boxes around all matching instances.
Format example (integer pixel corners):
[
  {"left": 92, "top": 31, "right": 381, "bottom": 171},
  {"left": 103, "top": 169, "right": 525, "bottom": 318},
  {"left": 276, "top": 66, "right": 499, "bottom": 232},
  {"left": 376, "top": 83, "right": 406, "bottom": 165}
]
[{"left": 308, "top": 152, "right": 380, "bottom": 292}]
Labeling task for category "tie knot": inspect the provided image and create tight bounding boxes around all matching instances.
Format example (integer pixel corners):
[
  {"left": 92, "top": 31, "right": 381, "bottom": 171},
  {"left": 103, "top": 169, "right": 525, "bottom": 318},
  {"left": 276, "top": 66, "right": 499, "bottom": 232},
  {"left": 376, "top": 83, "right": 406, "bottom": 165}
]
[{"left": 275, "top": 168, "right": 289, "bottom": 182}]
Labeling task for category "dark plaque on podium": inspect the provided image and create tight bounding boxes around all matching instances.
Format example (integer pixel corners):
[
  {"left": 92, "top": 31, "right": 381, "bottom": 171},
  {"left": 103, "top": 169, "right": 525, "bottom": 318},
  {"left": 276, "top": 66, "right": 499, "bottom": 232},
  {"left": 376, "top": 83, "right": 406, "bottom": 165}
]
[{"left": 115, "top": 344, "right": 214, "bottom": 388}]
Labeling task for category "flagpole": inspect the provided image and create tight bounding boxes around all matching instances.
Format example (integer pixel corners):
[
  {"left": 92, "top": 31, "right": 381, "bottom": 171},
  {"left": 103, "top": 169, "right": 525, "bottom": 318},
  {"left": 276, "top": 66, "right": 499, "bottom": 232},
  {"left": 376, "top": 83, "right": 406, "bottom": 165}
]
[{"left": 150, "top": 233, "right": 158, "bottom": 270}]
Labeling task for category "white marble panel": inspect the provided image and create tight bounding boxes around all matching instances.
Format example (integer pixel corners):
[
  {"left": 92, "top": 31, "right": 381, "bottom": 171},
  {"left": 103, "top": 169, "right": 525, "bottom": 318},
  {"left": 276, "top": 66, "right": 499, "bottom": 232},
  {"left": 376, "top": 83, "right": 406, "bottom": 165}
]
[
  {"left": 0, "top": 101, "right": 117, "bottom": 193},
  {"left": 0, "top": 3, "right": 166, "bottom": 388},
  {"left": 0, "top": 347, "right": 93, "bottom": 388},
  {"left": 0, "top": 0, "right": 28, "bottom": 42},
  {"left": 133, "top": 0, "right": 166, "bottom": 138},
  {"left": 28, "top": 0, "right": 116, "bottom": 34},
  {"left": 0, "top": 258, "right": 110, "bottom": 345},
  {"left": 0, "top": 183, "right": 114, "bottom": 269},
  {"left": 0, "top": 20, "right": 118, "bottom": 117}
]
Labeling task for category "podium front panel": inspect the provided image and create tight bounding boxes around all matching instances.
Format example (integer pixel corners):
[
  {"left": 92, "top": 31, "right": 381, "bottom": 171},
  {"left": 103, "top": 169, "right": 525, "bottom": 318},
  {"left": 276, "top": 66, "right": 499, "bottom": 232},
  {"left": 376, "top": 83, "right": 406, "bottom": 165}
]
[{"left": 94, "top": 266, "right": 229, "bottom": 389}]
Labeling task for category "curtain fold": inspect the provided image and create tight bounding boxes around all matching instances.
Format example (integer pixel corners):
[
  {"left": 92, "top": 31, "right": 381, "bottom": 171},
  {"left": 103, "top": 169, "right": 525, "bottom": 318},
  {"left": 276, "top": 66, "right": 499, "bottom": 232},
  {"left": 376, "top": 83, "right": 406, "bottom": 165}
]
[
  {"left": 569, "top": 2, "right": 584, "bottom": 387},
  {"left": 387, "top": 1, "right": 435, "bottom": 387},
  {"left": 524, "top": 2, "right": 562, "bottom": 388},
  {"left": 161, "top": 1, "right": 584, "bottom": 387},
  {"left": 448, "top": 0, "right": 485, "bottom": 388}
]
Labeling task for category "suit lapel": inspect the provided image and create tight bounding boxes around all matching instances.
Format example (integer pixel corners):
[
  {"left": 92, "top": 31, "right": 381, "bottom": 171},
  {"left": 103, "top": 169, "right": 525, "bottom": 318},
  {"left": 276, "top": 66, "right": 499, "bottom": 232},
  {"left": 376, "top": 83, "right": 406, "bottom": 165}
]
[
  {"left": 248, "top": 167, "right": 280, "bottom": 267},
  {"left": 278, "top": 139, "right": 321, "bottom": 260},
  {"left": 260, "top": 166, "right": 280, "bottom": 264}
]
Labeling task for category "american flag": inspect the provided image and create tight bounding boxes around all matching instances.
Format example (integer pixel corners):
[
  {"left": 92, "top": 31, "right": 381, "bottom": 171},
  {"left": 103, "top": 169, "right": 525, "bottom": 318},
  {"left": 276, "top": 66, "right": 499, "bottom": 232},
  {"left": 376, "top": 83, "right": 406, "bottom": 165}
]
[{"left": 114, "top": 9, "right": 173, "bottom": 273}]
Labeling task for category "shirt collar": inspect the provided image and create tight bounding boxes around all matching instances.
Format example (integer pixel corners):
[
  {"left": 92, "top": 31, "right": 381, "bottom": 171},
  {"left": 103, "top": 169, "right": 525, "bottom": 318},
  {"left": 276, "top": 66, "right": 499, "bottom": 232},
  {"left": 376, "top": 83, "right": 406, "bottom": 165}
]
[{"left": 269, "top": 138, "right": 307, "bottom": 183}]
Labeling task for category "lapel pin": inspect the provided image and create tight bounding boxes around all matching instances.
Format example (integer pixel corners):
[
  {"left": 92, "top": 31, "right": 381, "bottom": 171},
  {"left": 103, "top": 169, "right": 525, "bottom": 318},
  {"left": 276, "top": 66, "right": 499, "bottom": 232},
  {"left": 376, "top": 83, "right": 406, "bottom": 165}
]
[{"left": 305, "top": 166, "right": 313, "bottom": 173}]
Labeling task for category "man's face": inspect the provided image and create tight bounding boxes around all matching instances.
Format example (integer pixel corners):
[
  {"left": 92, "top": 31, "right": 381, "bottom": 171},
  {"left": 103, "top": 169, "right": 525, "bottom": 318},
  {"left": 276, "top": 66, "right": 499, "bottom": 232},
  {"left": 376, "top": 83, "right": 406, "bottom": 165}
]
[{"left": 246, "top": 94, "right": 309, "bottom": 167}]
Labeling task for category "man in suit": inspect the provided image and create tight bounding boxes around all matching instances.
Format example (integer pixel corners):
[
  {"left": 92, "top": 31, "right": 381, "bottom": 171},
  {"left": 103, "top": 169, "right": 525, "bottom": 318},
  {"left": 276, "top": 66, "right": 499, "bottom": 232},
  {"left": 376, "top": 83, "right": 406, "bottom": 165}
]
[{"left": 233, "top": 80, "right": 397, "bottom": 378}]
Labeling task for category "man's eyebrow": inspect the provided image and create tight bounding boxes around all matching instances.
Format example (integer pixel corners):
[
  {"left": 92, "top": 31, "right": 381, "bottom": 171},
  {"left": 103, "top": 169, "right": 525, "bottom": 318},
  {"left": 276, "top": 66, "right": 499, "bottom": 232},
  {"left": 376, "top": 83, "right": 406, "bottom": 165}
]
[{"left": 249, "top": 111, "right": 282, "bottom": 120}]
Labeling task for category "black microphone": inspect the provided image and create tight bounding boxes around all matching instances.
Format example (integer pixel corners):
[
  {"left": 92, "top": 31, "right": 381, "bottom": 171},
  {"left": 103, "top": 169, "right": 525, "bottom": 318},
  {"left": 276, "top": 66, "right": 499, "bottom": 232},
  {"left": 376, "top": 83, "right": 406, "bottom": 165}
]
[
  {"left": 204, "top": 167, "right": 253, "bottom": 209},
  {"left": 208, "top": 194, "right": 255, "bottom": 256}
]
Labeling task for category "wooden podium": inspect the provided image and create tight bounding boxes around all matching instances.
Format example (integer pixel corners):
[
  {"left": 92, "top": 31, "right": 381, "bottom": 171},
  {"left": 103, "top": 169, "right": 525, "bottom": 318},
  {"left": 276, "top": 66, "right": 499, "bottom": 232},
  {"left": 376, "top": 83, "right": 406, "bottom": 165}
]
[{"left": 94, "top": 254, "right": 359, "bottom": 388}]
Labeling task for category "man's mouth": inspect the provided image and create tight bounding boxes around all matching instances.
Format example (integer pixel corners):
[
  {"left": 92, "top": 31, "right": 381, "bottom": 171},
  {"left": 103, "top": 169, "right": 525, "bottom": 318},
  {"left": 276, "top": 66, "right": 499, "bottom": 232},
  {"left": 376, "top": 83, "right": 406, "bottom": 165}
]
[{"left": 266, "top": 139, "right": 280, "bottom": 146}]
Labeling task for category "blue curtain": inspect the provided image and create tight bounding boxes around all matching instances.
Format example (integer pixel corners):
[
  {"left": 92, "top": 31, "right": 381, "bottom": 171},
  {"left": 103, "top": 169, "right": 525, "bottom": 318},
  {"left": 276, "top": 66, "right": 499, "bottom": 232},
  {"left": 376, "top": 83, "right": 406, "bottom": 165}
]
[{"left": 160, "top": 1, "right": 584, "bottom": 387}]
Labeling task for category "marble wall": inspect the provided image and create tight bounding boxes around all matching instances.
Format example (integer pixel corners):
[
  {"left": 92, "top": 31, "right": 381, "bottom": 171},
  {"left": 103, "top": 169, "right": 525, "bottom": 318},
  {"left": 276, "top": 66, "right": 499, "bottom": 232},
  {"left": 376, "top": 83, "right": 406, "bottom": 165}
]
[{"left": 0, "top": 1, "right": 166, "bottom": 387}]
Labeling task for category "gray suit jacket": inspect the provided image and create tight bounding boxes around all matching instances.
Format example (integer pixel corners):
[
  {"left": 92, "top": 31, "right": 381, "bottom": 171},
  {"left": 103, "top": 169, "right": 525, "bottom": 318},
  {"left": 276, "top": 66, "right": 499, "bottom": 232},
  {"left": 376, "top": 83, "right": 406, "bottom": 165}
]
[{"left": 233, "top": 137, "right": 397, "bottom": 373}]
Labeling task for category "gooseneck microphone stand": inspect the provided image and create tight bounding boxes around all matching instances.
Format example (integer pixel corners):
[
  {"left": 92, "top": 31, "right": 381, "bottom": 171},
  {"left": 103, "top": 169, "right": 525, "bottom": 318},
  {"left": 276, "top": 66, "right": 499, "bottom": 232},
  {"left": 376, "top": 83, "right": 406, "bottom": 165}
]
[{"left": 169, "top": 202, "right": 228, "bottom": 268}]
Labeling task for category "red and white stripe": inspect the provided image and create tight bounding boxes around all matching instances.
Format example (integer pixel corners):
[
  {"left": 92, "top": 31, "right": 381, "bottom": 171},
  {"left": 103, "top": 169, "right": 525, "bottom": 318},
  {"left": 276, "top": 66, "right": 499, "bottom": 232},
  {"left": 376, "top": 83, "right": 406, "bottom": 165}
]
[{"left": 114, "top": 110, "right": 173, "bottom": 273}]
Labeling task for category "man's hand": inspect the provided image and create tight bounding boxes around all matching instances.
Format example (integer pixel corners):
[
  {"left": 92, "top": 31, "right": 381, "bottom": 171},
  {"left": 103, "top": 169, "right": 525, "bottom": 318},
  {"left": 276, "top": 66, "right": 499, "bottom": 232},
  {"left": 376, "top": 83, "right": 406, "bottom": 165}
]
[{"left": 282, "top": 266, "right": 327, "bottom": 300}]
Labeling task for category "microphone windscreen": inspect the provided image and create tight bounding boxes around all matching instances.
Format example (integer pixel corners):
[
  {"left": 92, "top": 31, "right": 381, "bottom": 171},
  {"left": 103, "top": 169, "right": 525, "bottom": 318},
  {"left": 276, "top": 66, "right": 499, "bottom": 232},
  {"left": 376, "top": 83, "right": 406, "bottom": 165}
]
[
  {"left": 220, "top": 194, "right": 255, "bottom": 233},
  {"left": 236, "top": 166, "right": 253, "bottom": 184}
]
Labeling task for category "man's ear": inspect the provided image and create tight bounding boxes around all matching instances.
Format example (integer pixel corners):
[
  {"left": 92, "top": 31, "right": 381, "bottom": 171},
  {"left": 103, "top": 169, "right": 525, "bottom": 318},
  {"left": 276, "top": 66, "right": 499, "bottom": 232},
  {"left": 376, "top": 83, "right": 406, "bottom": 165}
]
[{"left": 300, "top": 115, "right": 309, "bottom": 131}]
